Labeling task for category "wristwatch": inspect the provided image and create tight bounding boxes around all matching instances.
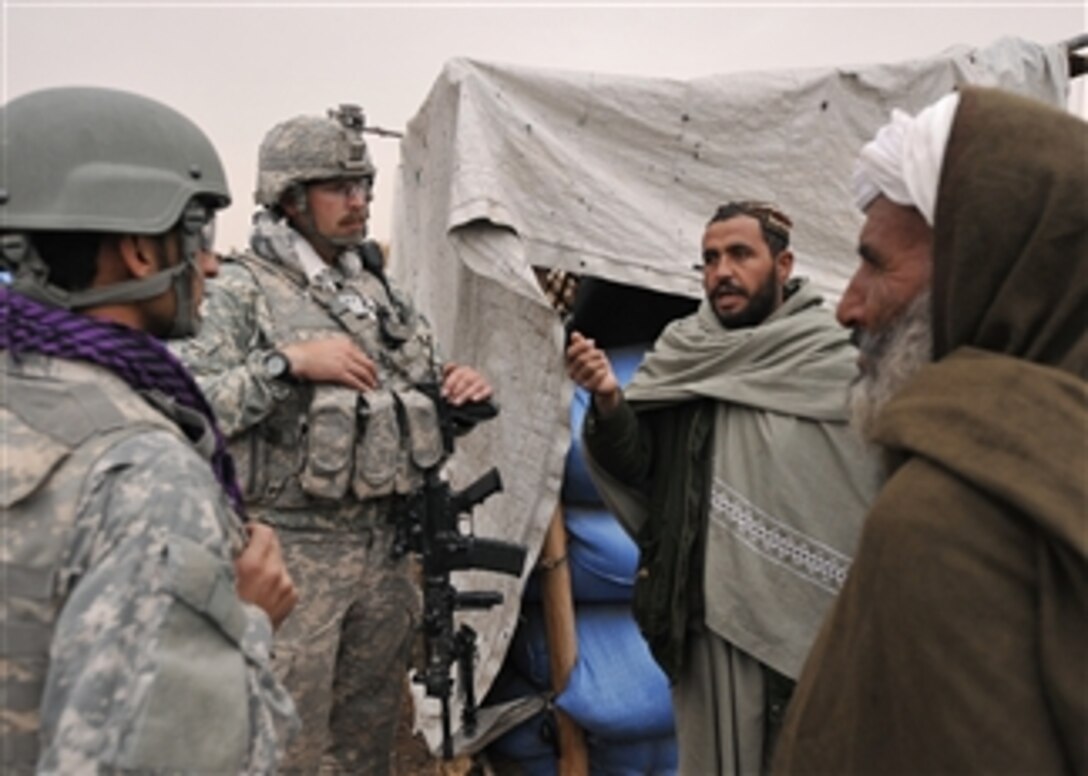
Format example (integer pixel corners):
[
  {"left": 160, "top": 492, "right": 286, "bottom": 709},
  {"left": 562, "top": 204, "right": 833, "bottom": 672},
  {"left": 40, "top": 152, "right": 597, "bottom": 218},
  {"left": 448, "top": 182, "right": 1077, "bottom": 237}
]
[{"left": 261, "top": 349, "right": 293, "bottom": 382}]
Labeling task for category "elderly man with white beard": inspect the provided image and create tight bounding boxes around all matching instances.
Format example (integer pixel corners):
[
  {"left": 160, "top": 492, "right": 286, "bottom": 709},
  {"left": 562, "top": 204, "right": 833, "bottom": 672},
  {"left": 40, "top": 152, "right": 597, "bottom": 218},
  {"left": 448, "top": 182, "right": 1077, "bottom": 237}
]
[{"left": 773, "top": 87, "right": 1087, "bottom": 774}]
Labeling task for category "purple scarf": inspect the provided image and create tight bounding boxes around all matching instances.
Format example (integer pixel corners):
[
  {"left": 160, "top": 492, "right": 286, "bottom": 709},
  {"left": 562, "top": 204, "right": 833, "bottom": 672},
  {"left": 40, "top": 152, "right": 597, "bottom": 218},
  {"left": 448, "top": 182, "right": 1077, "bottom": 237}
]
[{"left": 0, "top": 286, "right": 246, "bottom": 517}]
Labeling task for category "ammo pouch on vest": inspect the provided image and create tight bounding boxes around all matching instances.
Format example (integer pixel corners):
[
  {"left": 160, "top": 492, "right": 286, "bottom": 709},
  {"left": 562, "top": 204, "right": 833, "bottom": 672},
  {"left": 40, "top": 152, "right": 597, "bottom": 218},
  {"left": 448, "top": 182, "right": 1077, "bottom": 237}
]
[
  {"left": 350, "top": 388, "right": 444, "bottom": 499},
  {"left": 300, "top": 385, "right": 358, "bottom": 500},
  {"left": 393, "top": 388, "right": 444, "bottom": 494},
  {"left": 350, "top": 389, "right": 399, "bottom": 499}
]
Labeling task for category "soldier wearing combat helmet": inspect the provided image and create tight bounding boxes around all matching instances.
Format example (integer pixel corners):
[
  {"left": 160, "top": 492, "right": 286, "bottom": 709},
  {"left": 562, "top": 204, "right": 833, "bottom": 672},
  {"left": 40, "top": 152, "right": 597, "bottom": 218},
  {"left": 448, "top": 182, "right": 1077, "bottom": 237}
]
[
  {"left": 0, "top": 86, "right": 298, "bottom": 772},
  {"left": 175, "top": 104, "right": 493, "bottom": 773}
]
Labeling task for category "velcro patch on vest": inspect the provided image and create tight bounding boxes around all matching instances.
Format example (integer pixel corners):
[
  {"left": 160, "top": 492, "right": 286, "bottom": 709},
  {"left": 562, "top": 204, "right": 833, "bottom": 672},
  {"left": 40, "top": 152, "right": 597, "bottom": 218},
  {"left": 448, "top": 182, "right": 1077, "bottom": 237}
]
[
  {"left": 162, "top": 537, "right": 247, "bottom": 646},
  {"left": 0, "top": 407, "right": 72, "bottom": 508},
  {"left": 1, "top": 378, "right": 132, "bottom": 508}
]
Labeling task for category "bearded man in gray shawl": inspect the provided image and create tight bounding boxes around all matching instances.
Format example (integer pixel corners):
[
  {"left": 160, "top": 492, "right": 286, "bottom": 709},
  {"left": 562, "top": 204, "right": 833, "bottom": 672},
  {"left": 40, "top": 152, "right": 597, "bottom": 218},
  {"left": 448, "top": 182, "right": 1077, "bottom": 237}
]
[{"left": 566, "top": 201, "right": 879, "bottom": 775}]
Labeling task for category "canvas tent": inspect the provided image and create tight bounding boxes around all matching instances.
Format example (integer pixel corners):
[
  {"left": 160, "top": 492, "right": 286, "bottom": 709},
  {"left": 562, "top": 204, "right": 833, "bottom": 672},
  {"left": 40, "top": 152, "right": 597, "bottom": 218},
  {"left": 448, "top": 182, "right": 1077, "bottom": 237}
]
[{"left": 389, "top": 36, "right": 1070, "bottom": 754}]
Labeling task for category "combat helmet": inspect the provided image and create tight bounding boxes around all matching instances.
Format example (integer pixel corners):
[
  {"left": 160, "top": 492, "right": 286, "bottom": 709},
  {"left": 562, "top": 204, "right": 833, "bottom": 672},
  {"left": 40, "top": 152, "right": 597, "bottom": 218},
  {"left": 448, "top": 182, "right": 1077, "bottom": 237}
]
[
  {"left": 255, "top": 104, "right": 376, "bottom": 208},
  {"left": 0, "top": 86, "right": 231, "bottom": 334},
  {"left": 0, "top": 86, "right": 229, "bottom": 234}
]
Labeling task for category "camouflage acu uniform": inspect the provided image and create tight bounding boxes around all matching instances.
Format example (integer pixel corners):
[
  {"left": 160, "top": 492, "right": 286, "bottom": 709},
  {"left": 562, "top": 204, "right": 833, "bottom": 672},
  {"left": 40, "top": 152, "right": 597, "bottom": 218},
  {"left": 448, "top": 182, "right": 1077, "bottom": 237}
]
[
  {"left": 0, "top": 355, "right": 297, "bottom": 774},
  {"left": 174, "top": 212, "right": 443, "bottom": 774}
]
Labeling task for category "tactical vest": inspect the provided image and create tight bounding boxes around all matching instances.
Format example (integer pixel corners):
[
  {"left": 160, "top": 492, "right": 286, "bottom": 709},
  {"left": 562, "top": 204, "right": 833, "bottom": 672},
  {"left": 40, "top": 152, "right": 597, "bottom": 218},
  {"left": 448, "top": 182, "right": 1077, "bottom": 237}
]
[
  {"left": 229, "top": 252, "right": 444, "bottom": 513},
  {"left": 0, "top": 357, "right": 187, "bottom": 771}
]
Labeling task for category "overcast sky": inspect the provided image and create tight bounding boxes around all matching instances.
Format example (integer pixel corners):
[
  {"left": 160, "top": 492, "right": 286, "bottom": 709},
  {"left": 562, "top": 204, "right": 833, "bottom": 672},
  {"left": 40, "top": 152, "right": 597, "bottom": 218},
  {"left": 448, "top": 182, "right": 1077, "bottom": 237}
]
[{"left": 2, "top": 1, "right": 1084, "bottom": 251}]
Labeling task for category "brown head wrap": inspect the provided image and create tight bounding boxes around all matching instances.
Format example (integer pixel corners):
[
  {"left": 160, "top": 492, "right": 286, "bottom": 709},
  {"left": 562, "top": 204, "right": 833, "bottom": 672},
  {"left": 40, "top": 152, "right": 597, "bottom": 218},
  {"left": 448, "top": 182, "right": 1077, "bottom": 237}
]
[{"left": 933, "top": 87, "right": 1088, "bottom": 377}]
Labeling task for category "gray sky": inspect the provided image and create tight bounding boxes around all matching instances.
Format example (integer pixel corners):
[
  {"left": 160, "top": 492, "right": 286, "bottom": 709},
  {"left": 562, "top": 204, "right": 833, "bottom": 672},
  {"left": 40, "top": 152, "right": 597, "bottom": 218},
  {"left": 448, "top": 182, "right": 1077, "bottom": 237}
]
[{"left": 2, "top": 1, "right": 1084, "bottom": 251}]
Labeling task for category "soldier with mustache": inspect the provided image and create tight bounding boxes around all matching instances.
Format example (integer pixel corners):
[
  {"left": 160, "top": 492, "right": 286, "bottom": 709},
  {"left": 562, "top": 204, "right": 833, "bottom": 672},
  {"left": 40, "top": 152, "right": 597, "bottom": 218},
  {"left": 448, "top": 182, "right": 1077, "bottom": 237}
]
[
  {"left": 174, "top": 104, "right": 491, "bottom": 774},
  {"left": 565, "top": 201, "right": 879, "bottom": 775}
]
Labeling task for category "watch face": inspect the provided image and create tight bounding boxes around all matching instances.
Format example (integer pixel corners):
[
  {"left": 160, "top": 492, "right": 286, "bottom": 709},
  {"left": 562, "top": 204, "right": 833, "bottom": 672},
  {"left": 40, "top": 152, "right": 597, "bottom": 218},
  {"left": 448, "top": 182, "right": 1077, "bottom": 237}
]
[{"left": 264, "top": 351, "right": 289, "bottom": 379}]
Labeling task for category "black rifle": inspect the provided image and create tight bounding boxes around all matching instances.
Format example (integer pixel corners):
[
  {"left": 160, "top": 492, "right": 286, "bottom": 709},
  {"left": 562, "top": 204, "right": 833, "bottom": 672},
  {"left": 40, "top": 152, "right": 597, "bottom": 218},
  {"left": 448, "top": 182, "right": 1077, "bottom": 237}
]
[{"left": 393, "top": 383, "right": 527, "bottom": 760}]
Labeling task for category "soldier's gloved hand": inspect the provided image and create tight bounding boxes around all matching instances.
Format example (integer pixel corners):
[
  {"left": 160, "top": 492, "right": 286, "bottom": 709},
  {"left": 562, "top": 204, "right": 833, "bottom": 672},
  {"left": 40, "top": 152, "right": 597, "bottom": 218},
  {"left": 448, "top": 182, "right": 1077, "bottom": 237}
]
[
  {"left": 280, "top": 335, "right": 378, "bottom": 392},
  {"left": 441, "top": 363, "right": 492, "bottom": 406},
  {"left": 565, "top": 331, "right": 621, "bottom": 416},
  {"left": 234, "top": 522, "right": 298, "bottom": 630}
]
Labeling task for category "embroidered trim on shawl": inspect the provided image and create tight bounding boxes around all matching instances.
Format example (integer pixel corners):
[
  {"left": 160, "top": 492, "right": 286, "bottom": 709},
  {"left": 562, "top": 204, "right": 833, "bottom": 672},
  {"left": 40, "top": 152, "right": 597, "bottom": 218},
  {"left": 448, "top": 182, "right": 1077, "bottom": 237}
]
[{"left": 710, "top": 478, "right": 850, "bottom": 593}]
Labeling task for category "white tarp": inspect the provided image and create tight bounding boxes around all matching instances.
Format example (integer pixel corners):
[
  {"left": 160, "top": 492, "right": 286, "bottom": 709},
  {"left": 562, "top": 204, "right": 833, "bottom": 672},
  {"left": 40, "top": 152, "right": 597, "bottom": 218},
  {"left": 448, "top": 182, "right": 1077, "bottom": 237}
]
[{"left": 389, "top": 36, "right": 1068, "bottom": 753}]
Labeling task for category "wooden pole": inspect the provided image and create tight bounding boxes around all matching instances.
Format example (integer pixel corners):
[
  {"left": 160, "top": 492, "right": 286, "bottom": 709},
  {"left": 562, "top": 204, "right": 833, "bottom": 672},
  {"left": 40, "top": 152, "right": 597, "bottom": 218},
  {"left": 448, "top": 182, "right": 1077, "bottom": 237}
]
[{"left": 538, "top": 503, "right": 590, "bottom": 776}]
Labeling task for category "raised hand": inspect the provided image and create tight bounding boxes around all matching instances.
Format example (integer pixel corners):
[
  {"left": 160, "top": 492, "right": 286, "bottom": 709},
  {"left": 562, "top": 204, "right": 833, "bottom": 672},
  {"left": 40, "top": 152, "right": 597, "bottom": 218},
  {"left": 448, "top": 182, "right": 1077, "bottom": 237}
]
[{"left": 565, "top": 331, "right": 621, "bottom": 415}]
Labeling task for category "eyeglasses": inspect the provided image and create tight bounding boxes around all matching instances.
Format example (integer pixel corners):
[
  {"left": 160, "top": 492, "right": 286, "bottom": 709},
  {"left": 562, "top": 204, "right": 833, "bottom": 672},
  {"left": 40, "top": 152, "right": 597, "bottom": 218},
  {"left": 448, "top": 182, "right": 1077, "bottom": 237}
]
[{"left": 311, "top": 176, "right": 374, "bottom": 200}]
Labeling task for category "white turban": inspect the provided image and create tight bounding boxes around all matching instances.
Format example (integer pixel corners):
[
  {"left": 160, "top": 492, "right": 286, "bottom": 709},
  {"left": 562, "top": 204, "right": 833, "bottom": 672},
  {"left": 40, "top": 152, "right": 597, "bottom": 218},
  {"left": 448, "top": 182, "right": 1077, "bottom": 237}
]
[{"left": 852, "top": 91, "right": 961, "bottom": 225}]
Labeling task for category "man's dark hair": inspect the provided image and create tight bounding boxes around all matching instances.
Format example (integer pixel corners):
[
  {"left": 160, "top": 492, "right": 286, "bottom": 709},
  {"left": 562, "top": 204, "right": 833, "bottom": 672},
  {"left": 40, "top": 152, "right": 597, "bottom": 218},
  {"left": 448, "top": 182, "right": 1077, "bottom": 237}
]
[
  {"left": 708, "top": 201, "right": 793, "bottom": 256},
  {"left": 29, "top": 232, "right": 103, "bottom": 292}
]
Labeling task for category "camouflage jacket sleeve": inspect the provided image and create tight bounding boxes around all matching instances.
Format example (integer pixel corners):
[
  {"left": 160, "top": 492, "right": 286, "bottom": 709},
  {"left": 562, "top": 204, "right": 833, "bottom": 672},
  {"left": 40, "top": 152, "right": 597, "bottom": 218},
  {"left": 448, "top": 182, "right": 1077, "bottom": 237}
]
[
  {"left": 172, "top": 260, "right": 291, "bottom": 438},
  {"left": 37, "top": 430, "right": 298, "bottom": 774}
]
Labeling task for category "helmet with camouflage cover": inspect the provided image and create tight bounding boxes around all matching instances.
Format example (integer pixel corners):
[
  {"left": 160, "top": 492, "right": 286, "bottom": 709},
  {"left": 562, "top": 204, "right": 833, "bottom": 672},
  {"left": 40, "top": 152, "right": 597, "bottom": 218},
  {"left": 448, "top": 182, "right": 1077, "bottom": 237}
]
[
  {"left": 0, "top": 86, "right": 230, "bottom": 336},
  {"left": 255, "top": 104, "right": 377, "bottom": 208}
]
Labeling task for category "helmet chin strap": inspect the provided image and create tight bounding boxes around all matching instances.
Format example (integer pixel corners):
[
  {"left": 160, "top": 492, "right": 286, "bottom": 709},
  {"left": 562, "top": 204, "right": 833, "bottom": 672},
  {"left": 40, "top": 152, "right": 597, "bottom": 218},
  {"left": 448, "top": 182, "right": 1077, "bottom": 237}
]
[
  {"left": 327, "top": 232, "right": 366, "bottom": 249},
  {"left": 167, "top": 230, "right": 200, "bottom": 338},
  {"left": 7, "top": 237, "right": 187, "bottom": 309},
  {"left": 290, "top": 208, "right": 364, "bottom": 262},
  {"left": 165, "top": 198, "right": 218, "bottom": 338},
  {"left": 3, "top": 202, "right": 207, "bottom": 338}
]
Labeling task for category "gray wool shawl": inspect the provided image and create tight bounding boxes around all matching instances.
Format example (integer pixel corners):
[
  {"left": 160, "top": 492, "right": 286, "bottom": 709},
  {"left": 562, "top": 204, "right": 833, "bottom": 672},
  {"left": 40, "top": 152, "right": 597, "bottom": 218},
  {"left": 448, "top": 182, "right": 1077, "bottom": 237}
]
[{"left": 589, "top": 280, "right": 879, "bottom": 677}]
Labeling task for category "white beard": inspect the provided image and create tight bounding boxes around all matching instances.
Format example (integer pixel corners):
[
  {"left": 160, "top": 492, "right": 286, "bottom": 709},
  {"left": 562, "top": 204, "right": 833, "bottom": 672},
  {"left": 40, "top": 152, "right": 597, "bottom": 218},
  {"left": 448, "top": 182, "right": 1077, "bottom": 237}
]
[{"left": 849, "top": 290, "right": 933, "bottom": 444}]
